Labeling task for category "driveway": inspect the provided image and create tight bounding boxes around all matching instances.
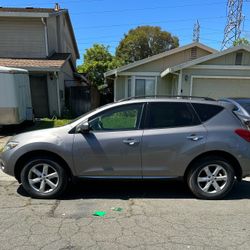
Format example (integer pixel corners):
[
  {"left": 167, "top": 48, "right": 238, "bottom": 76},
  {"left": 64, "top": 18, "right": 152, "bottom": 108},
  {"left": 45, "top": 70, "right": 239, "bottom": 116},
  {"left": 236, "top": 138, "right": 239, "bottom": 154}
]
[
  {"left": 1, "top": 172, "right": 250, "bottom": 249},
  {"left": 0, "top": 135, "right": 10, "bottom": 149}
]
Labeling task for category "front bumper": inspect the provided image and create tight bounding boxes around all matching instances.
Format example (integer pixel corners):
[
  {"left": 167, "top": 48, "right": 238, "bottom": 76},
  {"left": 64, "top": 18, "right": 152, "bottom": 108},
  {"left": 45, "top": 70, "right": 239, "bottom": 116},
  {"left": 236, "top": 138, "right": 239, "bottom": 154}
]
[{"left": 0, "top": 149, "right": 17, "bottom": 177}]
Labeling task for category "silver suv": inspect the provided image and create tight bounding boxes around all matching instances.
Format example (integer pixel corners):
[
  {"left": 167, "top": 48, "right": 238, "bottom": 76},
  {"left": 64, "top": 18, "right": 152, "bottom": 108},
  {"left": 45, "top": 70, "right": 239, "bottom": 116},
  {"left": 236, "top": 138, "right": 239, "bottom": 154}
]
[{"left": 1, "top": 97, "right": 250, "bottom": 199}]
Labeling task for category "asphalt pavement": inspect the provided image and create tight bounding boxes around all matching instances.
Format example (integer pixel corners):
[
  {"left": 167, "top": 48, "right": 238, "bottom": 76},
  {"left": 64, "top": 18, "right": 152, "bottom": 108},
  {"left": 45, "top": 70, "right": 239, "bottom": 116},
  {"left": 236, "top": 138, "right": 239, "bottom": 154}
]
[{"left": 1, "top": 169, "right": 250, "bottom": 250}]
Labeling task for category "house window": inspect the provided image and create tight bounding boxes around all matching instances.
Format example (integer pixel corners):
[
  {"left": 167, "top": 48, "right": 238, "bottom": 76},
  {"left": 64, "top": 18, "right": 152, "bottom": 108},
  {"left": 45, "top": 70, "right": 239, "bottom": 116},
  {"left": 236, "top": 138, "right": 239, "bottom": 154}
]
[
  {"left": 135, "top": 78, "right": 155, "bottom": 96},
  {"left": 127, "top": 77, "right": 156, "bottom": 97}
]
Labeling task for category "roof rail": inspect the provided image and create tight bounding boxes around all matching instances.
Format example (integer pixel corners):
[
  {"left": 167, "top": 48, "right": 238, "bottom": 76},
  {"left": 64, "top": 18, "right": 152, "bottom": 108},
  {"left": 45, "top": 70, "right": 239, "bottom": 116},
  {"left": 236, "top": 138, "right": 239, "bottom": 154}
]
[{"left": 118, "top": 95, "right": 216, "bottom": 102}]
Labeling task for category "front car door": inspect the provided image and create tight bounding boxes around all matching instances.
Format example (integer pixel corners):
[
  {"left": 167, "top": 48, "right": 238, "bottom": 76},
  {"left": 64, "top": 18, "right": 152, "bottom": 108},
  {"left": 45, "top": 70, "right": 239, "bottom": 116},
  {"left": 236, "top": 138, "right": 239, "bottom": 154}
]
[
  {"left": 73, "top": 103, "right": 145, "bottom": 177},
  {"left": 142, "top": 101, "right": 207, "bottom": 178}
]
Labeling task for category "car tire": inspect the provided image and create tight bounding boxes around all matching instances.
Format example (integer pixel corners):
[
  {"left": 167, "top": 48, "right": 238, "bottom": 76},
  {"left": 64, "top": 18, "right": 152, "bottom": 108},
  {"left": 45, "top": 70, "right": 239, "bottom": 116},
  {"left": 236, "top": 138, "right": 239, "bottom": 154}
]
[
  {"left": 20, "top": 157, "right": 68, "bottom": 199},
  {"left": 187, "top": 156, "right": 235, "bottom": 200}
]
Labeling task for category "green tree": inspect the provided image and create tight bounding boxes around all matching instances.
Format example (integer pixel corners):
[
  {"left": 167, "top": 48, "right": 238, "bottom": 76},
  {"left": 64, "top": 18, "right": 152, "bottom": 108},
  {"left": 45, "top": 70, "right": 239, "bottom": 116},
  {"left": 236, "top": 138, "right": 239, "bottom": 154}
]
[
  {"left": 77, "top": 44, "right": 123, "bottom": 89},
  {"left": 116, "top": 26, "right": 179, "bottom": 64},
  {"left": 233, "top": 38, "right": 250, "bottom": 46}
]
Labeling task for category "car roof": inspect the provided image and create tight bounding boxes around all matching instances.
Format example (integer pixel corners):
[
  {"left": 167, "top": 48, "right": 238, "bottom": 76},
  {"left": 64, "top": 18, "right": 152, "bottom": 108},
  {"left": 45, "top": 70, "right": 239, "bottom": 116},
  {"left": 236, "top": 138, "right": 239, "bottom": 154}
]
[{"left": 117, "top": 96, "right": 219, "bottom": 106}]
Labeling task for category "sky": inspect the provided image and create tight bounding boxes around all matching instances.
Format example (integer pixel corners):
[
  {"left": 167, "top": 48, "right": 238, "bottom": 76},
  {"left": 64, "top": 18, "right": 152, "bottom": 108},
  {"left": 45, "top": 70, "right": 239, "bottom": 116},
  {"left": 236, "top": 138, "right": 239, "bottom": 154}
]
[{"left": 2, "top": 0, "right": 250, "bottom": 64}]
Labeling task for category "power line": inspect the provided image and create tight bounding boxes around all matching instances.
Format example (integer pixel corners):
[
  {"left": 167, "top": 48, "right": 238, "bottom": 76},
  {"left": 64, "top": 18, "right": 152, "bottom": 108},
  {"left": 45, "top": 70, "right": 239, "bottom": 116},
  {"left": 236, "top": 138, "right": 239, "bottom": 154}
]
[
  {"left": 76, "top": 27, "right": 223, "bottom": 41},
  {"left": 5, "top": 0, "right": 104, "bottom": 6},
  {"left": 74, "top": 16, "right": 226, "bottom": 30},
  {"left": 70, "top": 1, "right": 227, "bottom": 15}
]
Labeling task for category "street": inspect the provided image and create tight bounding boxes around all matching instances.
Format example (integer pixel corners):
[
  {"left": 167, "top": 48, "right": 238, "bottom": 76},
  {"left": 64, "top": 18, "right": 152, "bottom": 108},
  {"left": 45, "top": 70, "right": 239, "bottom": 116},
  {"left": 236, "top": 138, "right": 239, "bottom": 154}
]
[{"left": 1, "top": 170, "right": 250, "bottom": 250}]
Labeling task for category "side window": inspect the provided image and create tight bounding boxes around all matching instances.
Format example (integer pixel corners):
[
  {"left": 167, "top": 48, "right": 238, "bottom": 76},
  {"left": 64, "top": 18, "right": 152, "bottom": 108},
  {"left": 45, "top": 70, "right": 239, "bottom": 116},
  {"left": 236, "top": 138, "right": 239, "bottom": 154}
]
[
  {"left": 146, "top": 102, "right": 200, "bottom": 129},
  {"left": 192, "top": 103, "right": 224, "bottom": 122},
  {"left": 89, "top": 104, "right": 143, "bottom": 131}
]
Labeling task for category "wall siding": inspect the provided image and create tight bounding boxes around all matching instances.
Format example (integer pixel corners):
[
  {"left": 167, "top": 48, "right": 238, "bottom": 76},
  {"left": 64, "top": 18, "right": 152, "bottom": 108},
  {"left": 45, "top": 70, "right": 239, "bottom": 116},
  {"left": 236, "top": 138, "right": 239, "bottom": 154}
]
[
  {"left": 124, "top": 47, "right": 212, "bottom": 73},
  {"left": 0, "top": 18, "right": 46, "bottom": 58},
  {"left": 47, "top": 16, "right": 58, "bottom": 55},
  {"left": 113, "top": 47, "right": 214, "bottom": 100},
  {"left": 201, "top": 51, "right": 250, "bottom": 65},
  {"left": 46, "top": 14, "right": 77, "bottom": 67}
]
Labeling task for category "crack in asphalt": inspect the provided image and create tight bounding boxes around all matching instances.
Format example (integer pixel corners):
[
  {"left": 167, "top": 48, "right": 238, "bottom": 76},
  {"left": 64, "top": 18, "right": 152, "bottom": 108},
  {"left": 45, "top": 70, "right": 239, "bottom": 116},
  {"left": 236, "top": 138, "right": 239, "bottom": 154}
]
[{"left": 1, "top": 180, "right": 250, "bottom": 249}]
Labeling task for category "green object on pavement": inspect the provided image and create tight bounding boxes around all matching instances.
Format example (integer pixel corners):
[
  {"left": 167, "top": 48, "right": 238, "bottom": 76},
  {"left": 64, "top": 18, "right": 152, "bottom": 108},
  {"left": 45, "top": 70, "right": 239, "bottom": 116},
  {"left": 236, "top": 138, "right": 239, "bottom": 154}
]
[
  {"left": 111, "top": 207, "right": 123, "bottom": 212},
  {"left": 92, "top": 211, "right": 106, "bottom": 217}
]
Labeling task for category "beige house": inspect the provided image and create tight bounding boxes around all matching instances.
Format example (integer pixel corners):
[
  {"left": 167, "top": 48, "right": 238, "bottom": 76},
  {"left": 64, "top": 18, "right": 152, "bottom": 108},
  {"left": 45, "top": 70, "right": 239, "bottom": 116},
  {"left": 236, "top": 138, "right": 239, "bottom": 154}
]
[
  {"left": 104, "top": 42, "right": 217, "bottom": 101},
  {"left": 105, "top": 42, "right": 250, "bottom": 101},
  {"left": 0, "top": 6, "right": 81, "bottom": 117},
  {"left": 161, "top": 45, "right": 250, "bottom": 99}
]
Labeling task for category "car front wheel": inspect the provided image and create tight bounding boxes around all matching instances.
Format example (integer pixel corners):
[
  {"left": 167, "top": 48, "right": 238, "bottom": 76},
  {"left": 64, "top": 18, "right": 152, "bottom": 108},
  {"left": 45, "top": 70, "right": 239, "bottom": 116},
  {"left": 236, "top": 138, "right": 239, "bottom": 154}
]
[
  {"left": 187, "top": 156, "right": 235, "bottom": 199},
  {"left": 20, "top": 157, "right": 68, "bottom": 199}
]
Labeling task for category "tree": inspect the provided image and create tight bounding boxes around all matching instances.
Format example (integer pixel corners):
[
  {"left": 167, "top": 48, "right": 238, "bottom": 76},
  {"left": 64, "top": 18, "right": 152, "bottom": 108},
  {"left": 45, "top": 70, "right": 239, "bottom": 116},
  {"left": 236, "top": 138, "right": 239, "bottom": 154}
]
[
  {"left": 77, "top": 44, "right": 123, "bottom": 89},
  {"left": 115, "top": 26, "right": 179, "bottom": 64},
  {"left": 233, "top": 38, "right": 250, "bottom": 46}
]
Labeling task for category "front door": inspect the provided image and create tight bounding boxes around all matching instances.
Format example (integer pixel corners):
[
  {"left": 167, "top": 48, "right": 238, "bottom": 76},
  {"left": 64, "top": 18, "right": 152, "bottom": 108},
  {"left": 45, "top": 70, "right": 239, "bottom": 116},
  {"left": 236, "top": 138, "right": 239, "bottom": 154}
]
[
  {"left": 72, "top": 103, "right": 145, "bottom": 177},
  {"left": 29, "top": 75, "right": 49, "bottom": 117},
  {"left": 142, "top": 102, "right": 207, "bottom": 177}
]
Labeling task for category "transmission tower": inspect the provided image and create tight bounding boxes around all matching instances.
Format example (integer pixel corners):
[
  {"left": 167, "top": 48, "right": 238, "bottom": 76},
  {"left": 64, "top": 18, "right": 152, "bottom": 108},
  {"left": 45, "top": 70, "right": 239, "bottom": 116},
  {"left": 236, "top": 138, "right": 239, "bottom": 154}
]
[
  {"left": 221, "top": 0, "right": 244, "bottom": 50},
  {"left": 193, "top": 20, "right": 200, "bottom": 42}
]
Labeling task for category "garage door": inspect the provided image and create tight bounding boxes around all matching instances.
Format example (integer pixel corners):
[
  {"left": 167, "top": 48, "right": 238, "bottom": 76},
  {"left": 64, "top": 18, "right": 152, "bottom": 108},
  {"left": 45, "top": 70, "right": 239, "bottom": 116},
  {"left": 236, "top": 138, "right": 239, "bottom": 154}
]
[
  {"left": 192, "top": 78, "right": 250, "bottom": 99},
  {"left": 30, "top": 75, "right": 49, "bottom": 118}
]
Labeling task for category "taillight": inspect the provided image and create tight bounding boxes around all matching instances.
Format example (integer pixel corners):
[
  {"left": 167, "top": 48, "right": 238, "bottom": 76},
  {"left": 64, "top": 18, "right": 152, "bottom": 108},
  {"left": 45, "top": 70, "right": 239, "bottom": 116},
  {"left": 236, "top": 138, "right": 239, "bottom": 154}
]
[{"left": 235, "top": 129, "right": 250, "bottom": 142}]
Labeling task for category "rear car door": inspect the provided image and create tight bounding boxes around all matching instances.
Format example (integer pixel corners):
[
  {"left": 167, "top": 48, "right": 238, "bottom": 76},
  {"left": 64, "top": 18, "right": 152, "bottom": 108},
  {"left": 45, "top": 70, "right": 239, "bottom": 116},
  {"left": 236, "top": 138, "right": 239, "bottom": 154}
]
[
  {"left": 72, "top": 103, "right": 145, "bottom": 177},
  {"left": 141, "top": 101, "right": 207, "bottom": 177}
]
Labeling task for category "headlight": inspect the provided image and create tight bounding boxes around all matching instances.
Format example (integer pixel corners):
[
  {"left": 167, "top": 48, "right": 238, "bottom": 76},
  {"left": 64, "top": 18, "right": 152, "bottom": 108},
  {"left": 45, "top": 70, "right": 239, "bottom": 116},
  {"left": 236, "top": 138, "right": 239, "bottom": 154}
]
[{"left": 2, "top": 141, "right": 19, "bottom": 152}]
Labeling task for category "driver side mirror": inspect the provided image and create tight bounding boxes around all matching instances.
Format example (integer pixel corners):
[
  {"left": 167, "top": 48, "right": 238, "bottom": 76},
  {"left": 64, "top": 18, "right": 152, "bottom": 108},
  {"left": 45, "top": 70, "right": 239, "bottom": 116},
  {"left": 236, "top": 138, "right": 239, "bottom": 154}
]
[{"left": 76, "top": 121, "right": 90, "bottom": 133}]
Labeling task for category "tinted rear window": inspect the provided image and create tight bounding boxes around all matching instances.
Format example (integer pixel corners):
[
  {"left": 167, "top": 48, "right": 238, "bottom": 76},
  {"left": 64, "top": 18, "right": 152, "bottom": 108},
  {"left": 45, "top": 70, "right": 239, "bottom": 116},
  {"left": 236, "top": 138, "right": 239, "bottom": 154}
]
[
  {"left": 146, "top": 102, "right": 200, "bottom": 129},
  {"left": 192, "top": 103, "right": 224, "bottom": 122}
]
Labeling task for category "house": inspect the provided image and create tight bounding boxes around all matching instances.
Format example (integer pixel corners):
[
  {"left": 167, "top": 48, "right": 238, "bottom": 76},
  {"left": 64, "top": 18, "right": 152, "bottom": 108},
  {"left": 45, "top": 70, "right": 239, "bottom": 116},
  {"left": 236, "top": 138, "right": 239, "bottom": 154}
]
[
  {"left": 104, "top": 42, "right": 217, "bottom": 101},
  {"left": 161, "top": 45, "right": 250, "bottom": 99},
  {"left": 0, "top": 5, "right": 81, "bottom": 117}
]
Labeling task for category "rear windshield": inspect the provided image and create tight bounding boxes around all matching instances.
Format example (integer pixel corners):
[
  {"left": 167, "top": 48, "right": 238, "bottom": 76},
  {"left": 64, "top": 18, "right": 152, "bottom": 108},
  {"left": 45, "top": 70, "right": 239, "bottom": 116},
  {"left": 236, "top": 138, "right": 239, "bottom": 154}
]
[{"left": 192, "top": 103, "right": 224, "bottom": 122}]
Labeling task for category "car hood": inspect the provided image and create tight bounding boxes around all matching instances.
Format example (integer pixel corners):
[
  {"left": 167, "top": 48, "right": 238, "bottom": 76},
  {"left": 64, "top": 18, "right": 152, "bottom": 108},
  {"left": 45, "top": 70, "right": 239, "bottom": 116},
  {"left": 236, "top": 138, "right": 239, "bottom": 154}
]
[{"left": 11, "top": 125, "right": 73, "bottom": 144}]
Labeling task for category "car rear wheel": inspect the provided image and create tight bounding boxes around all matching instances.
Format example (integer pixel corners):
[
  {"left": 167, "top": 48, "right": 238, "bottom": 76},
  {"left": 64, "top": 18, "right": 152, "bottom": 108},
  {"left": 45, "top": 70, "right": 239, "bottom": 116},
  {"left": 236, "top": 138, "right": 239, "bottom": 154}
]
[
  {"left": 187, "top": 157, "right": 235, "bottom": 199},
  {"left": 20, "top": 157, "right": 68, "bottom": 199}
]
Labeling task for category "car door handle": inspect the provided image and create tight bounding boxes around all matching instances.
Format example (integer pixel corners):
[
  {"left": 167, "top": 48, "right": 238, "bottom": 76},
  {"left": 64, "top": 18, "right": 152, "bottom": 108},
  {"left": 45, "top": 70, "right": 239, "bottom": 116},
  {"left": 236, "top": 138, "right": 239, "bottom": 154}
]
[
  {"left": 186, "top": 135, "right": 204, "bottom": 141},
  {"left": 123, "top": 139, "right": 140, "bottom": 146}
]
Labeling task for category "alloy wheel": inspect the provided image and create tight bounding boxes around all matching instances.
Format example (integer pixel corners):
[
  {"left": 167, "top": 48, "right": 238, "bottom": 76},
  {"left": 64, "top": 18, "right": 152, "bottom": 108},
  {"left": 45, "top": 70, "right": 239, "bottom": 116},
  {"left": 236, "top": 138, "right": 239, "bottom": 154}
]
[
  {"left": 197, "top": 164, "right": 228, "bottom": 194},
  {"left": 28, "top": 163, "right": 59, "bottom": 194}
]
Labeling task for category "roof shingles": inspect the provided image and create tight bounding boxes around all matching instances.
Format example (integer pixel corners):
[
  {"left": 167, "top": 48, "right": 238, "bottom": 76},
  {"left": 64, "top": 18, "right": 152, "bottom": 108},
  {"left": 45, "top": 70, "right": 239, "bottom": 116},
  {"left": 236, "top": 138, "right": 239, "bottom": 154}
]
[{"left": 0, "top": 53, "right": 70, "bottom": 70}]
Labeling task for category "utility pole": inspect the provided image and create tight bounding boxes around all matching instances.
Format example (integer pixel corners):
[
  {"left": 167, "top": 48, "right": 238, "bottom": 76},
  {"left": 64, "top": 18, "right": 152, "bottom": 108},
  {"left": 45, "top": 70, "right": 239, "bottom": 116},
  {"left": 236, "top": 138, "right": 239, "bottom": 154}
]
[
  {"left": 193, "top": 20, "right": 200, "bottom": 42},
  {"left": 221, "top": 0, "right": 244, "bottom": 50}
]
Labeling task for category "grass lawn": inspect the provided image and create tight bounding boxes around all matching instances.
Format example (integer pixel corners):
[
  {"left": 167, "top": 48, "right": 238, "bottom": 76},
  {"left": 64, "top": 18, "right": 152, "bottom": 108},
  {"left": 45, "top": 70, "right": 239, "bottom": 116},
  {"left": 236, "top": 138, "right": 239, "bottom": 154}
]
[
  {"left": 26, "top": 118, "right": 71, "bottom": 131},
  {"left": 0, "top": 119, "right": 70, "bottom": 152}
]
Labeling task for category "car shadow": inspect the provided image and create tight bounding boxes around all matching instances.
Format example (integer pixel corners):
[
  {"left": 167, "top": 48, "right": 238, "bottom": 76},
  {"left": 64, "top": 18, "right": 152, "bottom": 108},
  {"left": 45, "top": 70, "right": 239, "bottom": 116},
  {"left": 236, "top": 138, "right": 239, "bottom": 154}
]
[{"left": 17, "top": 179, "right": 250, "bottom": 200}]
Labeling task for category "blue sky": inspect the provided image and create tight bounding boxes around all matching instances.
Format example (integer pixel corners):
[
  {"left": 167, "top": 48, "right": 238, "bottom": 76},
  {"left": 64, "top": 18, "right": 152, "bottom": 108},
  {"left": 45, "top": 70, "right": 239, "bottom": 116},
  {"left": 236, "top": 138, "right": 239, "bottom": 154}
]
[{"left": 3, "top": 0, "right": 250, "bottom": 64}]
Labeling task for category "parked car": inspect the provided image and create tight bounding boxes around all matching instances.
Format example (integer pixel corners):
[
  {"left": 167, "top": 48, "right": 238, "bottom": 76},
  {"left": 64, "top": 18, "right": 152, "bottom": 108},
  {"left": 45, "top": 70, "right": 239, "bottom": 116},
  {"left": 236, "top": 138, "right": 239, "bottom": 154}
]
[
  {"left": 1, "top": 97, "right": 250, "bottom": 199},
  {"left": 219, "top": 98, "right": 250, "bottom": 127}
]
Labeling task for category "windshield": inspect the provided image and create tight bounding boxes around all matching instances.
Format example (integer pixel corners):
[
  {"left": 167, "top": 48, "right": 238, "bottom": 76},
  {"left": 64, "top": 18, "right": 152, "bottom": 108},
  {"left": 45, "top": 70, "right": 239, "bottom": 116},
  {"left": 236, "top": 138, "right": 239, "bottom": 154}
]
[
  {"left": 235, "top": 99, "right": 250, "bottom": 115},
  {"left": 68, "top": 103, "right": 115, "bottom": 125}
]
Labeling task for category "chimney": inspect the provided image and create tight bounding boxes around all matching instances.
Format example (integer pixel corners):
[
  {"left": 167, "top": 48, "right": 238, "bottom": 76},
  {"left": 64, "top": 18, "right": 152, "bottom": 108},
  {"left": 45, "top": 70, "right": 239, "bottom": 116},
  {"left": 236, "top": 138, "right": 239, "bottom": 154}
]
[{"left": 54, "top": 3, "right": 60, "bottom": 11}]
